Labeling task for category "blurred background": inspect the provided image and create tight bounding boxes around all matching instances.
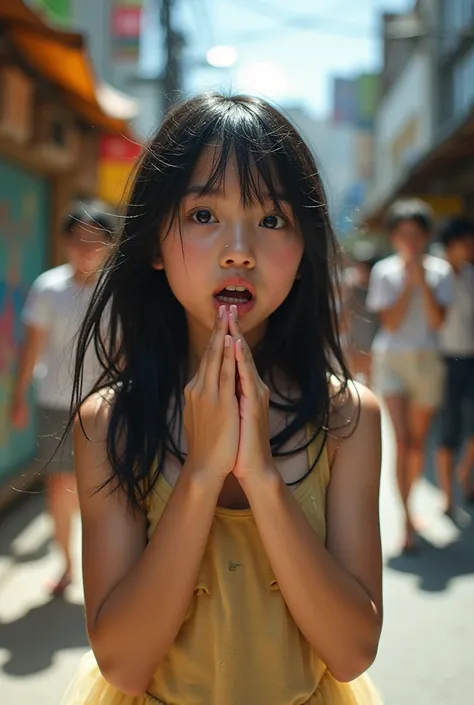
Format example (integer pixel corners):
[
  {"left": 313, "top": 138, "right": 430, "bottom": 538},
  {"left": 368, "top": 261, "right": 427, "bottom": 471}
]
[{"left": 1, "top": 1, "right": 473, "bottom": 704}]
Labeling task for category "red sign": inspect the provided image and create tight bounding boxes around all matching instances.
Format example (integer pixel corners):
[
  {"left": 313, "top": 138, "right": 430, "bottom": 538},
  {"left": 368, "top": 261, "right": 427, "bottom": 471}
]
[
  {"left": 112, "top": 7, "right": 141, "bottom": 38},
  {"left": 100, "top": 135, "right": 142, "bottom": 162}
]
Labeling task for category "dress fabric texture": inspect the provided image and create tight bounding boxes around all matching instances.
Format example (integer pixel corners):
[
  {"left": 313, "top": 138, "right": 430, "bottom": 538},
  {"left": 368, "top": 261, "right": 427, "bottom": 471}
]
[{"left": 62, "top": 430, "right": 382, "bottom": 705}]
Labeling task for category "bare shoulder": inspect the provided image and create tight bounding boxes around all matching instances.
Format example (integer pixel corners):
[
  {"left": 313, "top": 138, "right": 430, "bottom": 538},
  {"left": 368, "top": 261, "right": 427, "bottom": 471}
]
[
  {"left": 73, "top": 389, "right": 119, "bottom": 495},
  {"left": 74, "top": 388, "right": 116, "bottom": 444},
  {"left": 327, "top": 376, "right": 381, "bottom": 464}
]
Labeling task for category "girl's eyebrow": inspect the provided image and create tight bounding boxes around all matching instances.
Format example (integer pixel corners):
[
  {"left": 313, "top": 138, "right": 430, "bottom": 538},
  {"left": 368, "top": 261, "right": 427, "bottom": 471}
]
[{"left": 184, "top": 184, "right": 289, "bottom": 202}]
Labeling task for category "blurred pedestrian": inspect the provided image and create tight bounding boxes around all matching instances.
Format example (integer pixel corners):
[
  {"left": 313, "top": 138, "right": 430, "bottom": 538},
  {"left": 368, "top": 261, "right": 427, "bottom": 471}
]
[
  {"left": 343, "top": 241, "right": 379, "bottom": 385},
  {"left": 436, "top": 218, "right": 474, "bottom": 514},
  {"left": 366, "top": 199, "right": 453, "bottom": 553},
  {"left": 10, "top": 200, "right": 115, "bottom": 597},
  {"left": 63, "top": 94, "right": 382, "bottom": 705}
]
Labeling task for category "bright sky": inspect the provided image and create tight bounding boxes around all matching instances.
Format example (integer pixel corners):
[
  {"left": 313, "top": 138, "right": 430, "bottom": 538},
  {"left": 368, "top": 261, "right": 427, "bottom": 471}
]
[{"left": 173, "top": 0, "right": 415, "bottom": 116}]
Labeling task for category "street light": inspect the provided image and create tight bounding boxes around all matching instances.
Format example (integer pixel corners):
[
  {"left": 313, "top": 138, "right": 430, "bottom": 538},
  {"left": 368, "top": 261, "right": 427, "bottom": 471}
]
[{"left": 205, "top": 45, "right": 238, "bottom": 69}]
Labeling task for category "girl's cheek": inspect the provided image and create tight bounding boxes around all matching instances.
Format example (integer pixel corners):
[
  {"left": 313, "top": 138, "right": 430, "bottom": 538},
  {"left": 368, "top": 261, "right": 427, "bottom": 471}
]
[
  {"left": 266, "top": 240, "right": 303, "bottom": 275},
  {"left": 163, "top": 233, "right": 212, "bottom": 268}
]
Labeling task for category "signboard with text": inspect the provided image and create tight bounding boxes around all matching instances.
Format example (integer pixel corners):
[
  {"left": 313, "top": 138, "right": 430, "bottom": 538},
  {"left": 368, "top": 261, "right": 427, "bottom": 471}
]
[
  {"left": 111, "top": 1, "right": 144, "bottom": 61},
  {"left": 98, "top": 134, "right": 143, "bottom": 205}
]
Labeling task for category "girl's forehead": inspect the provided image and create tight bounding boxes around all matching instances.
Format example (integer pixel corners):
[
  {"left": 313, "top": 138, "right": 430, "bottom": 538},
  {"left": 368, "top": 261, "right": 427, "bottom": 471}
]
[{"left": 188, "top": 144, "right": 282, "bottom": 195}]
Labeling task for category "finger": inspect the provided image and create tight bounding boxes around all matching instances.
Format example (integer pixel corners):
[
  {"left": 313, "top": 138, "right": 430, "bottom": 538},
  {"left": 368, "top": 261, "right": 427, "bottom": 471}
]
[
  {"left": 228, "top": 307, "right": 258, "bottom": 375},
  {"left": 195, "top": 306, "right": 226, "bottom": 389},
  {"left": 220, "top": 335, "right": 236, "bottom": 402},
  {"left": 228, "top": 306, "right": 251, "bottom": 356},
  {"left": 235, "top": 338, "right": 258, "bottom": 400},
  {"left": 204, "top": 306, "right": 229, "bottom": 391}
]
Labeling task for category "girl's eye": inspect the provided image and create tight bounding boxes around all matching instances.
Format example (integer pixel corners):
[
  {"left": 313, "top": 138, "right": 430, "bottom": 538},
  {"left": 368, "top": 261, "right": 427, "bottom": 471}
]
[
  {"left": 260, "top": 214, "right": 287, "bottom": 229},
  {"left": 191, "top": 209, "right": 217, "bottom": 224}
]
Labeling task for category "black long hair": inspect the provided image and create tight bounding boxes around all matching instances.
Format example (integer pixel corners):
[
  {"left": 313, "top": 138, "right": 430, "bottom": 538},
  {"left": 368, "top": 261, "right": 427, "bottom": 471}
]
[{"left": 72, "top": 93, "right": 350, "bottom": 510}]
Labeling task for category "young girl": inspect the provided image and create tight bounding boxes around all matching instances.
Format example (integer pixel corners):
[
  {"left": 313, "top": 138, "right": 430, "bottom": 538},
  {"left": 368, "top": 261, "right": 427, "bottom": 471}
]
[{"left": 63, "top": 93, "right": 383, "bottom": 705}]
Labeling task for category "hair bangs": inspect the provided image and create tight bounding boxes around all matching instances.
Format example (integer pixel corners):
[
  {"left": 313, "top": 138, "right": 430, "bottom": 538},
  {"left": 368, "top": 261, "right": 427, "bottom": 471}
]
[{"left": 172, "top": 109, "right": 292, "bottom": 219}]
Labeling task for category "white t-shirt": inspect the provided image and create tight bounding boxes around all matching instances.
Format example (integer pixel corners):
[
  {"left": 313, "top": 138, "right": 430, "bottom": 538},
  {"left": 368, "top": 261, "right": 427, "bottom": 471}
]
[
  {"left": 439, "top": 262, "right": 474, "bottom": 357},
  {"left": 22, "top": 264, "right": 101, "bottom": 409},
  {"left": 366, "top": 254, "right": 453, "bottom": 353}
]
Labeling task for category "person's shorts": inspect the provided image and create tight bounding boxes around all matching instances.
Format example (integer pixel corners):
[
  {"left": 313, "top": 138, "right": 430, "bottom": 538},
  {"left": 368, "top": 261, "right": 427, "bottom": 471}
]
[
  {"left": 36, "top": 405, "right": 75, "bottom": 473},
  {"left": 371, "top": 349, "right": 445, "bottom": 409},
  {"left": 439, "top": 356, "right": 474, "bottom": 451}
]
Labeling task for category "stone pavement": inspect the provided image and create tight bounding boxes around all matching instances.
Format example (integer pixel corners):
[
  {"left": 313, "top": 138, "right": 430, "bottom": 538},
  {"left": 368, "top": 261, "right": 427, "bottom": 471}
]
[{"left": 0, "top": 411, "right": 473, "bottom": 704}]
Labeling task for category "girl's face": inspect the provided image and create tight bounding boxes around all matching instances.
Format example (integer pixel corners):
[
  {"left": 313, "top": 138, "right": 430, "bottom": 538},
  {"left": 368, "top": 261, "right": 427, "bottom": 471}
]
[{"left": 157, "top": 146, "right": 304, "bottom": 354}]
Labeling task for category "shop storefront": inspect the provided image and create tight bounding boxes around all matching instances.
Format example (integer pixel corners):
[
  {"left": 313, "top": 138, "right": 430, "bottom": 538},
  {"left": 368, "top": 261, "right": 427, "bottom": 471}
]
[{"left": 0, "top": 0, "right": 139, "bottom": 505}]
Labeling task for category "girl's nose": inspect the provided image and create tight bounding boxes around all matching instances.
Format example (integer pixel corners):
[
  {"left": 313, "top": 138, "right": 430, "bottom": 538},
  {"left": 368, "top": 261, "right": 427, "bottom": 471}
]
[{"left": 220, "top": 228, "right": 255, "bottom": 269}]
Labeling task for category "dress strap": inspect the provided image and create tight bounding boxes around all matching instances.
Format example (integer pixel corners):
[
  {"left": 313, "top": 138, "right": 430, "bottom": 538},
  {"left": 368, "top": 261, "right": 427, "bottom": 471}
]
[{"left": 306, "top": 425, "right": 330, "bottom": 488}]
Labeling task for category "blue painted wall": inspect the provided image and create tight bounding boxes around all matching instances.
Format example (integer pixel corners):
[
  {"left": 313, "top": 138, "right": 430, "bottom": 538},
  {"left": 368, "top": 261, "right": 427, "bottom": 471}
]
[{"left": 0, "top": 159, "right": 50, "bottom": 480}]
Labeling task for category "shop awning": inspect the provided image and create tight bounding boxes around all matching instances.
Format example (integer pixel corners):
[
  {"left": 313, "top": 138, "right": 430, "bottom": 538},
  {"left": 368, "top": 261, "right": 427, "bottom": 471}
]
[
  {"left": 364, "top": 107, "right": 474, "bottom": 229},
  {"left": 0, "top": 0, "right": 82, "bottom": 44},
  {"left": 0, "top": 0, "right": 139, "bottom": 135}
]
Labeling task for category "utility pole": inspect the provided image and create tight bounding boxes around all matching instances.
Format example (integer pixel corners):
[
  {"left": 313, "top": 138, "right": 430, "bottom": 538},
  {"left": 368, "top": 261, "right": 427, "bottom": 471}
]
[{"left": 160, "top": 0, "right": 184, "bottom": 107}]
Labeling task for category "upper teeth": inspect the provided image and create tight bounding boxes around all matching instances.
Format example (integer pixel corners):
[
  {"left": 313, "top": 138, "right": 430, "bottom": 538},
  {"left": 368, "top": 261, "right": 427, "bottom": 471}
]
[{"left": 224, "top": 285, "right": 246, "bottom": 292}]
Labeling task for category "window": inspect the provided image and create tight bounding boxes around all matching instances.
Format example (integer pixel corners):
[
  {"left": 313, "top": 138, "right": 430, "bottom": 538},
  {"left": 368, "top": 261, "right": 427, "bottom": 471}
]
[
  {"left": 452, "top": 47, "right": 474, "bottom": 117},
  {"left": 441, "top": 0, "right": 474, "bottom": 54}
]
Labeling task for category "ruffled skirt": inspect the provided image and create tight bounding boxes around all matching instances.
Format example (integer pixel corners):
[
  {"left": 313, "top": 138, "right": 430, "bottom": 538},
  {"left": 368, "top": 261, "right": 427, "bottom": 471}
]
[{"left": 62, "top": 651, "right": 382, "bottom": 705}]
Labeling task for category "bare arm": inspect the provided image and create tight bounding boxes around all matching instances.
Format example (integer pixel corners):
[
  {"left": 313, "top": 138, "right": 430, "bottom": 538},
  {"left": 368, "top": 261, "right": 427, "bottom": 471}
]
[
  {"left": 77, "top": 310, "right": 238, "bottom": 696},
  {"left": 12, "top": 324, "right": 46, "bottom": 400},
  {"left": 76, "top": 396, "right": 223, "bottom": 695},
  {"left": 11, "top": 324, "right": 47, "bottom": 426},
  {"left": 239, "top": 383, "right": 382, "bottom": 682}
]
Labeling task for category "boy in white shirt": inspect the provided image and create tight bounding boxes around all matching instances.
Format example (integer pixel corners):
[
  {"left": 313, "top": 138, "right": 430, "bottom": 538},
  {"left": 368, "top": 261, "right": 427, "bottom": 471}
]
[
  {"left": 436, "top": 218, "right": 474, "bottom": 515},
  {"left": 366, "top": 199, "right": 453, "bottom": 553},
  {"left": 11, "top": 200, "right": 114, "bottom": 596}
]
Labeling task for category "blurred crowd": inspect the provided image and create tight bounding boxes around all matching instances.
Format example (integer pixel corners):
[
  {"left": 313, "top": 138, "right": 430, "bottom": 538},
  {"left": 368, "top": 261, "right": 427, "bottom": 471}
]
[{"left": 343, "top": 198, "right": 474, "bottom": 551}]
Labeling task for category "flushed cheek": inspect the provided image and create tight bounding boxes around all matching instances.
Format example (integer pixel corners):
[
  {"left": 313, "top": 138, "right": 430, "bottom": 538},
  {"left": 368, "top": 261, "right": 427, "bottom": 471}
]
[
  {"left": 163, "top": 232, "right": 214, "bottom": 265},
  {"left": 264, "top": 242, "right": 302, "bottom": 286},
  {"left": 162, "top": 238, "right": 212, "bottom": 299}
]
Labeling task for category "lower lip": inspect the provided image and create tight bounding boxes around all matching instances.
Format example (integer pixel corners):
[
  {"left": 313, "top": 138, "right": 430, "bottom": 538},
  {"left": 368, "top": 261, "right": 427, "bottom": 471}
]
[{"left": 212, "top": 295, "right": 256, "bottom": 316}]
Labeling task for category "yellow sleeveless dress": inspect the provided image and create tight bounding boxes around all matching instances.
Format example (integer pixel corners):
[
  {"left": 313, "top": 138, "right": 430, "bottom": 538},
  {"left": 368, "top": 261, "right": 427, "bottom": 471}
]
[{"left": 62, "top": 432, "right": 382, "bottom": 705}]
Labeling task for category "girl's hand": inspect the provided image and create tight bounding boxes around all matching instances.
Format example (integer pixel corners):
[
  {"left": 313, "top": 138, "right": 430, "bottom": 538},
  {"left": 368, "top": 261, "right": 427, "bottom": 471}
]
[
  {"left": 228, "top": 306, "right": 275, "bottom": 481},
  {"left": 183, "top": 306, "right": 240, "bottom": 483}
]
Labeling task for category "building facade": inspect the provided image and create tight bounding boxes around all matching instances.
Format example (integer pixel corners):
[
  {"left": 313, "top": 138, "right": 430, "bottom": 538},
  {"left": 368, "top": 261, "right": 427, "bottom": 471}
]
[
  {"left": 29, "top": 0, "right": 152, "bottom": 203},
  {"left": 330, "top": 73, "right": 379, "bottom": 239},
  {"left": 286, "top": 107, "right": 359, "bottom": 235},
  {"left": 365, "top": 0, "right": 474, "bottom": 228},
  {"left": 0, "top": 1, "right": 136, "bottom": 499}
]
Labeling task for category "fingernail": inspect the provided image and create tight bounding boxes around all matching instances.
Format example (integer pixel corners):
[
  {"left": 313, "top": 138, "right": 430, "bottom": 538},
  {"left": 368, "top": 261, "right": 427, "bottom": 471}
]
[
  {"left": 224, "top": 334, "right": 231, "bottom": 348},
  {"left": 230, "top": 305, "right": 237, "bottom": 320},
  {"left": 218, "top": 305, "right": 225, "bottom": 319}
]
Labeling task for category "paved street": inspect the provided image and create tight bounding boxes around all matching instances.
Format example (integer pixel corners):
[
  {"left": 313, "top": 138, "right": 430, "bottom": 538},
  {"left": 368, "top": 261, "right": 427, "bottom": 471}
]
[{"left": 0, "top": 411, "right": 473, "bottom": 705}]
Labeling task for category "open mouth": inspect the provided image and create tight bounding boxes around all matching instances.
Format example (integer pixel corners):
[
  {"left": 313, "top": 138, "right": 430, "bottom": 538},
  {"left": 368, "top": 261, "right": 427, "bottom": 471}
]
[{"left": 213, "top": 285, "right": 254, "bottom": 305}]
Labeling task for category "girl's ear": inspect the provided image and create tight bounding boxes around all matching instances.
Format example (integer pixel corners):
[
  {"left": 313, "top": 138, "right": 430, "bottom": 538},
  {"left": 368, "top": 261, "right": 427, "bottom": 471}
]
[{"left": 152, "top": 250, "right": 164, "bottom": 270}]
